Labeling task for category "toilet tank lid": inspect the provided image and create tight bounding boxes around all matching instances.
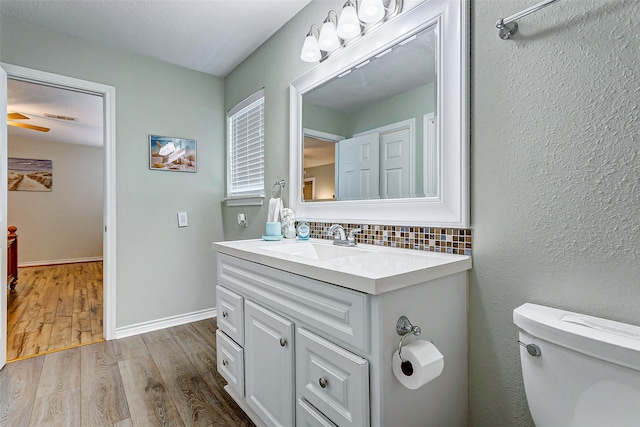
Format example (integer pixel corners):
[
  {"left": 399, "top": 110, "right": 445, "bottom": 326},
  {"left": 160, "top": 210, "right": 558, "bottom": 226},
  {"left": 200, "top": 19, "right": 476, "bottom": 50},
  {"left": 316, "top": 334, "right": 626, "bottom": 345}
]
[{"left": 514, "top": 303, "right": 640, "bottom": 371}]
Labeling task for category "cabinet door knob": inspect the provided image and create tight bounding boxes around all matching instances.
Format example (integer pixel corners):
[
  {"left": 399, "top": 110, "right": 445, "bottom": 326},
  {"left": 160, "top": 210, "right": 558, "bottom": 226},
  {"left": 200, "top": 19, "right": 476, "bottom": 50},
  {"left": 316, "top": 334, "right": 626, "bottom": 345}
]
[
  {"left": 280, "top": 338, "right": 287, "bottom": 347},
  {"left": 222, "top": 359, "right": 228, "bottom": 366},
  {"left": 222, "top": 311, "right": 228, "bottom": 318},
  {"left": 318, "top": 377, "right": 328, "bottom": 389}
]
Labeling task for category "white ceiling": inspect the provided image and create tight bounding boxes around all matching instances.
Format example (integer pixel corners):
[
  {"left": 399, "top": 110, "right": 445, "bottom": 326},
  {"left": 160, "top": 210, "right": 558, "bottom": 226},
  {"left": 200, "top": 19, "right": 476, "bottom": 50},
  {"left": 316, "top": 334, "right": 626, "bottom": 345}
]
[
  {"left": 1, "top": 0, "right": 311, "bottom": 146},
  {"left": 0, "top": 0, "right": 311, "bottom": 77},
  {"left": 8, "top": 79, "right": 104, "bottom": 147}
]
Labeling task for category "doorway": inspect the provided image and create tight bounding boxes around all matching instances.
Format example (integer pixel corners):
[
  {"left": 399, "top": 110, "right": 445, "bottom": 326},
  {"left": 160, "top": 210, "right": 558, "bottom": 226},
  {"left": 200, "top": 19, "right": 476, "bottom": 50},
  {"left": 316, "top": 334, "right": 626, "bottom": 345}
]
[
  {"left": 7, "top": 79, "right": 104, "bottom": 360},
  {"left": 1, "top": 63, "right": 116, "bottom": 367}
]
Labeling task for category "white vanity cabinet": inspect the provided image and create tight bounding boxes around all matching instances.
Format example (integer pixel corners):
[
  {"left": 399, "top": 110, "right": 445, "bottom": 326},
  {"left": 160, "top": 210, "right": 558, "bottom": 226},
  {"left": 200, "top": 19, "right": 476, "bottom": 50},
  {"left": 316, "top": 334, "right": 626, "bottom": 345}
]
[
  {"left": 244, "top": 300, "right": 294, "bottom": 426},
  {"left": 214, "top": 240, "right": 470, "bottom": 427},
  {"left": 216, "top": 253, "right": 371, "bottom": 427}
]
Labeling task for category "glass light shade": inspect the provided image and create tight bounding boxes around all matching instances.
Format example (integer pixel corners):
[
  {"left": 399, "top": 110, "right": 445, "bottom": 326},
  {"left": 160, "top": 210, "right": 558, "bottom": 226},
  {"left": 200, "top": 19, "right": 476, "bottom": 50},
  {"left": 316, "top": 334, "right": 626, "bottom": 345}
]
[
  {"left": 318, "top": 21, "right": 340, "bottom": 51},
  {"left": 300, "top": 34, "right": 321, "bottom": 62},
  {"left": 358, "top": 0, "right": 385, "bottom": 24},
  {"left": 337, "top": 4, "right": 361, "bottom": 40}
]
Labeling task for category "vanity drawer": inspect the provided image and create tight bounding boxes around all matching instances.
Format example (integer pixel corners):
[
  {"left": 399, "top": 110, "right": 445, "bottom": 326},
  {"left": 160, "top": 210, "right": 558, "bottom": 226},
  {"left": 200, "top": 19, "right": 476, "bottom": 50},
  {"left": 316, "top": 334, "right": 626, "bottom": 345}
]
[
  {"left": 296, "top": 328, "right": 369, "bottom": 427},
  {"left": 218, "top": 254, "right": 369, "bottom": 353},
  {"left": 297, "top": 398, "right": 338, "bottom": 427},
  {"left": 216, "top": 285, "right": 244, "bottom": 346},
  {"left": 216, "top": 330, "right": 244, "bottom": 397}
]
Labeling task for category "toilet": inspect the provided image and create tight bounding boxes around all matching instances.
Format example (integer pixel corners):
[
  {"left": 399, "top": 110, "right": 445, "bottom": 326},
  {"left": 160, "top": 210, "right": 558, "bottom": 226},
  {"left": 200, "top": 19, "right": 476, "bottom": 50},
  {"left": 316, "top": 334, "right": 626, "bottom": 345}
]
[{"left": 514, "top": 303, "right": 640, "bottom": 427}]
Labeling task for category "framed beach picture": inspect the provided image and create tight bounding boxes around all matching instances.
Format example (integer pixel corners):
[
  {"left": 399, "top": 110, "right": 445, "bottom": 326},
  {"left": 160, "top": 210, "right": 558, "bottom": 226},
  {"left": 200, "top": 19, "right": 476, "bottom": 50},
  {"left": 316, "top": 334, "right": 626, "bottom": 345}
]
[
  {"left": 8, "top": 157, "right": 53, "bottom": 192},
  {"left": 149, "top": 135, "right": 197, "bottom": 172}
]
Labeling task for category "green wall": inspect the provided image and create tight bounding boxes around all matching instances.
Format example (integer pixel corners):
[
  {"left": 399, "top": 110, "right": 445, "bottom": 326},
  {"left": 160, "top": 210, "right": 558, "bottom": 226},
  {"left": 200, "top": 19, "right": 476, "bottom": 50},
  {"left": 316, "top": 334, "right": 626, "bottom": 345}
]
[
  {"left": 222, "top": 1, "right": 342, "bottom": 241},
  {"left": 470, "top": 0, "right": 640, "bottom": 425},
  {"left": 302, "top": 102, "right": 350, "bottom": 137},
  {"left": 1, "top": 15, "right": 225, "bottom": 329},
  {"left": 347, "top": 83, "right": 434, "bottom": 136}
]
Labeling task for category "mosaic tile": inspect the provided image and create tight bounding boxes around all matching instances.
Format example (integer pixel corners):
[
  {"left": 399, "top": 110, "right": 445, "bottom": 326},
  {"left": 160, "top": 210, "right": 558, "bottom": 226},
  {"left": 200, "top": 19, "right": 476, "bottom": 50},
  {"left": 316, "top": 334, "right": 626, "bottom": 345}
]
[{"left": 305, "top": 221, "right": 473, "bottom": 255}]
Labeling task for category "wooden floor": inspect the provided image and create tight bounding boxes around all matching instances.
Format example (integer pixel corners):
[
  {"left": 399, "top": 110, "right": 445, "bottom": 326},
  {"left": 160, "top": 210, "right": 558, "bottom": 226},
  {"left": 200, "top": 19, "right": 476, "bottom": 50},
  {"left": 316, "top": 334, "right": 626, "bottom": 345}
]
[
  {"left": 7, "top": 262, "right": 104, "bottom": 361},
  {"left": 0, "top": 318, "right": 255, "bottom": 427}
]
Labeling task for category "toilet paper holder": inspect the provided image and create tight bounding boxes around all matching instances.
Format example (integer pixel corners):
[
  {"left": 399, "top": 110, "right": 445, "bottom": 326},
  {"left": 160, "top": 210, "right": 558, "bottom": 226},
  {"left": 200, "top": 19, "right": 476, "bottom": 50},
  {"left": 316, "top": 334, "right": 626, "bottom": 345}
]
[{"left": 396, "top": 315, "right": 422, "bottom": 376}]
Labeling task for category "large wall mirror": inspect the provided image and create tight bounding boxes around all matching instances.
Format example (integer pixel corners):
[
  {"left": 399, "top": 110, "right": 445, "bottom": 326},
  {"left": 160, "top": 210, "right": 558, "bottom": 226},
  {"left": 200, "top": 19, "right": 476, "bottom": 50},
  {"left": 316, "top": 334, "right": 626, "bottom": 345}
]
[{"left": 290, "top": 0, "right": 468, "bottom": 227}]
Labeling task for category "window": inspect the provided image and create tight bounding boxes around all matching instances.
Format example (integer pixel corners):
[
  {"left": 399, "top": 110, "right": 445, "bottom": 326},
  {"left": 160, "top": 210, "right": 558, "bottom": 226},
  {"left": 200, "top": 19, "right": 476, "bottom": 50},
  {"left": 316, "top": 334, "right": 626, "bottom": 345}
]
[{"left": 226, "top": 89, "right": 265, "bottom": 204}]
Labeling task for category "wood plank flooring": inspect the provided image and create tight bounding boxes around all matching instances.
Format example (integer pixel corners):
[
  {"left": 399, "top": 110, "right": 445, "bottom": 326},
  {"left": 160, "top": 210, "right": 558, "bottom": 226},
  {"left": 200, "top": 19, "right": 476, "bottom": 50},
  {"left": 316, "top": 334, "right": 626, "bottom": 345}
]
[
  {"left": 7, "top": 262, "right": 104, "bottom": 361},
  {"left": 0, "top": 319, "right": 255, "bottom": 427}
]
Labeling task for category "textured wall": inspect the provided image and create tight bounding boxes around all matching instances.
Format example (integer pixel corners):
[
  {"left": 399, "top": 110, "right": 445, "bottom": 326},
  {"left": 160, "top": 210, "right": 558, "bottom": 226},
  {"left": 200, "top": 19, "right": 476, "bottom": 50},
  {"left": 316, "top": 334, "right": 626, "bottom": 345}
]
[{"left": 470, "top": 0, "right": 640, "bottom": 425}]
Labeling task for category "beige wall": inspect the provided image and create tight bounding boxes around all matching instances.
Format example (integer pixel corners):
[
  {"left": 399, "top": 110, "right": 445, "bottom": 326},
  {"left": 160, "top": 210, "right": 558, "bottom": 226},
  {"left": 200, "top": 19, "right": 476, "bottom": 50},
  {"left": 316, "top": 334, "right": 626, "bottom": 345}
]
[
  {"left": 304, "top": 163, "right": 335, "bottom": 201},
  {"left": 8, "top": 136, "right": 103, "bottom": 264},
  {"left": 1, "top": 15, "right": 225, "bottom": 329}
]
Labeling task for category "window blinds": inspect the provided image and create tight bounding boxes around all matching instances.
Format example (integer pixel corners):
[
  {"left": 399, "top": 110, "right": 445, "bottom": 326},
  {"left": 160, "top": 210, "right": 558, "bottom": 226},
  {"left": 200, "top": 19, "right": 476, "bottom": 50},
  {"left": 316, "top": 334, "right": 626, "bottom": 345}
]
[{"left": 228, "top": 90, "right": 265, "bottom": 197}]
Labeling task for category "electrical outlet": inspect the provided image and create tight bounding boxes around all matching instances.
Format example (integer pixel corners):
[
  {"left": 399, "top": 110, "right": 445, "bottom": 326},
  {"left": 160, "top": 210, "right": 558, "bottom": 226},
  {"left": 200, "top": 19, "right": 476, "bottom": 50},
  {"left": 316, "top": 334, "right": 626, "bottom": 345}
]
[{"left": 237, "top": 213, "right": 248, "bottom": 226}]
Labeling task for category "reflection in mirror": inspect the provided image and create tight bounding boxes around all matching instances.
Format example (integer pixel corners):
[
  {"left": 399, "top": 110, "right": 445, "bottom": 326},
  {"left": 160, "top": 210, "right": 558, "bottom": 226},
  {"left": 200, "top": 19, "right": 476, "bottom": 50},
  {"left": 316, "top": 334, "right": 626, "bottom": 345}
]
[
  {"left": 302, "top": 24, "right": 437, "bottom": 202},
  {"left": 303, "top": 133, "right": 337, "bottom": 201}
]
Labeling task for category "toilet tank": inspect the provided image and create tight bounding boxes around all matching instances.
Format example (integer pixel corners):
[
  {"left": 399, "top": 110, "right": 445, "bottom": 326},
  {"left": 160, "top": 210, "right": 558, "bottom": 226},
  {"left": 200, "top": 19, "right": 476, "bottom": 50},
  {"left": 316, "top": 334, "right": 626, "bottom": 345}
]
[{"left": 514, "top": 303, "right": 640, "bottom": 427}]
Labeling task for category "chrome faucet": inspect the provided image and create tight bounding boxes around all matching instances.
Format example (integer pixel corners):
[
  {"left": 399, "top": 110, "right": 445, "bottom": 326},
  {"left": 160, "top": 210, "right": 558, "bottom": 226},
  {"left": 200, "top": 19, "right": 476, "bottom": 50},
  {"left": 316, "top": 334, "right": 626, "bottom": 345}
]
[
  {"left": 347, "top": 228, "right": 362, "bottom": 246},
  {"left": 328, "top": 224, "right": 362, "bottom": 247},
  {"left": 328, "top": 224, "right": 346, "bottom": 241}
]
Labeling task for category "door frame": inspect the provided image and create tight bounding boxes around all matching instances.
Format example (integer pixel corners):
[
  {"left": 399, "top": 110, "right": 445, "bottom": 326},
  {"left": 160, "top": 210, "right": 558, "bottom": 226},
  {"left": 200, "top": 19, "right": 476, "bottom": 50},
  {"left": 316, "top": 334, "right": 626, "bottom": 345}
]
[{"left": 1, "top": 63, "right": 117, "bottom": 349}]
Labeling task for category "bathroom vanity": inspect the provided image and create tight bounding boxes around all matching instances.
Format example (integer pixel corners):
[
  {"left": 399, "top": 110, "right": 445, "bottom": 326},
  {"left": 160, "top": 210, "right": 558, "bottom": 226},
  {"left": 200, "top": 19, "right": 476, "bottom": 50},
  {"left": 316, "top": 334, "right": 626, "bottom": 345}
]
[{"left": 213, "top": 238, "right": 471, "bottom": 427}]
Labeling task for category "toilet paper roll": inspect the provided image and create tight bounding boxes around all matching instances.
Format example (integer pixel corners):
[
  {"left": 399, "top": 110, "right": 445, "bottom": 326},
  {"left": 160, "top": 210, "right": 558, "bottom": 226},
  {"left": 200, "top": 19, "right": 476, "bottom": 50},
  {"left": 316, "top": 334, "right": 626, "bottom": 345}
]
[{"left": 392, "top": 340, "right": 444, "bottom": 389}]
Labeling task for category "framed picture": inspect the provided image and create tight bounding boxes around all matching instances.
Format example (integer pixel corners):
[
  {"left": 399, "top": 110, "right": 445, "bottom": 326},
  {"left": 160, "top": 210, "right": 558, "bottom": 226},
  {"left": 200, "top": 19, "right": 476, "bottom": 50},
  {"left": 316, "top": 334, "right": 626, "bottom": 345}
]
[
  {"left": 8, "top": 157, "right": 53, "bottom": 192},
  {"left": 149, "top": 134, "right": 197, "bottom": 172}
]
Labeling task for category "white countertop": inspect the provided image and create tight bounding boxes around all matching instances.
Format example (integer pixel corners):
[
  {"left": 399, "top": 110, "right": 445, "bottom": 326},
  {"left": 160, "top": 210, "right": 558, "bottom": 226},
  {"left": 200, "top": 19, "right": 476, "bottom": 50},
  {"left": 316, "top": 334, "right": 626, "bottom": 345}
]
[{"left": 213, "top": 238, "right": 472, "bottom": 295}]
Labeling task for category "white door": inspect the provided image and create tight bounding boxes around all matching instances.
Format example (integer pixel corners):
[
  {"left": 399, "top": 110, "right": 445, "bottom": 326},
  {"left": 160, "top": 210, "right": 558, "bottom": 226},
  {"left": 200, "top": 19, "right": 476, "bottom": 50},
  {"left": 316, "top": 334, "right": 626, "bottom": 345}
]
[
  {"left": 245, "top": 300, "right": 294, "bottom": 427},
  {"left": 380, "top": 128, "right": 411, "bottom": 198},
  {"left": 336, "top": 133, "right": 379, "bottom": 200},
  {"left": 0, "top": 66, "right": 7, "bottom": 370}
]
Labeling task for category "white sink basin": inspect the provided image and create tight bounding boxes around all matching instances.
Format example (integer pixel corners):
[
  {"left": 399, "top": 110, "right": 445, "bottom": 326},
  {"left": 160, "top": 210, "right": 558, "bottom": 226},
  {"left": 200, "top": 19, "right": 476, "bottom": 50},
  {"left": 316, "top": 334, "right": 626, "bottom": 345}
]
[{"left": 259, "top": 241, "right": 372, "bottom": 260}]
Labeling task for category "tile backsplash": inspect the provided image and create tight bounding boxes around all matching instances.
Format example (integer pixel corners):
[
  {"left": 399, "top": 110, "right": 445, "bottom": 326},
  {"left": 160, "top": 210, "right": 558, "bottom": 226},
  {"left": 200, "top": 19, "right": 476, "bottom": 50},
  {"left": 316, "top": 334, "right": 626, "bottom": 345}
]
[{"left": 307, "top": 222, "right": 472, "bottom": 255}]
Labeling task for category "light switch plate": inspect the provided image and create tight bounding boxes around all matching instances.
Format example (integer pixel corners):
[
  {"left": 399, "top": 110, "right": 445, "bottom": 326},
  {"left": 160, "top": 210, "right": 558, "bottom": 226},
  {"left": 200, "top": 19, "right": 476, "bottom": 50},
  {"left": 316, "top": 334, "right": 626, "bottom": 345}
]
[{"left": 177, "top": 211, "right": 188, "bottom": 227}]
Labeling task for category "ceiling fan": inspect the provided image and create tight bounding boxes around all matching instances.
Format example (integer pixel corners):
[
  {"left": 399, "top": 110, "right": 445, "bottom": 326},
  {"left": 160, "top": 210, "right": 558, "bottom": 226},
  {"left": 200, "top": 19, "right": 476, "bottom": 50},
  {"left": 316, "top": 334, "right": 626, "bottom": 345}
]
[{"left": 7, "top": 112, "right": 50, "bottom": 133}]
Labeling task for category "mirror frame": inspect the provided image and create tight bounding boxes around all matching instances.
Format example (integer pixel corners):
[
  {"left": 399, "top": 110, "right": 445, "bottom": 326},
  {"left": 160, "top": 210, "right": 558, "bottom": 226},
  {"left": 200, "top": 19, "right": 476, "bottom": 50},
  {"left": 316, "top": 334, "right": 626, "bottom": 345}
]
[{"left": 289, "top": 0, "right": 469, "bottom": 227}]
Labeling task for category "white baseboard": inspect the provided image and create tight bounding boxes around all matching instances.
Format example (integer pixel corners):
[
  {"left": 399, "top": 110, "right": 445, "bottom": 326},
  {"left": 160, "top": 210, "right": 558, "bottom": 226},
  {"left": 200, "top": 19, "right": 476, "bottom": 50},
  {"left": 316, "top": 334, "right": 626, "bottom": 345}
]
[
  {"left": 114, "top": 308, "right": 217, "bottom": 340},
  {"left": 18, "top": 256, "right": 104, "bottom": 267}
]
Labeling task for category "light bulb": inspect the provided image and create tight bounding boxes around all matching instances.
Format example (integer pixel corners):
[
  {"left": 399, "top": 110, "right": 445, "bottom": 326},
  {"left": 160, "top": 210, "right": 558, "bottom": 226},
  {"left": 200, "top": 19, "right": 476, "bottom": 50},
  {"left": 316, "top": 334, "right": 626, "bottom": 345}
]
[
  {"left": 337, "top": 3, "right": 360, "bottom": 40},
  {"left": 318, "top": 20, "right": 340, "bottom": 51},
  {"left": 300, "top": 33, "right": 321, "bottom": 62},
  {"left": 358, "top": 0, "right": 385, "bottom": 24}
]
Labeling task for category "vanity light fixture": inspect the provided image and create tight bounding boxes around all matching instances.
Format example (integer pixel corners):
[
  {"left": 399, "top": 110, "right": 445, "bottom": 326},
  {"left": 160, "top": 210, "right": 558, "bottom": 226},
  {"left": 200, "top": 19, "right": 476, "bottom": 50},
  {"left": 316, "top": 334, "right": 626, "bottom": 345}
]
[
  {"left": 337, "top": 0, "right": 361, "bottom": 40},
  {"left": 300, "top": 0, "right": 403, "bottom": 63},
  {"left": 318, "top": 10, "right": 340, "bottom": 51},
  {"left": 300, "top": 25, "right": 321, "bottom": 62},
  {"left": 358, "top": 0, "right": 385, "bottom": 24}
]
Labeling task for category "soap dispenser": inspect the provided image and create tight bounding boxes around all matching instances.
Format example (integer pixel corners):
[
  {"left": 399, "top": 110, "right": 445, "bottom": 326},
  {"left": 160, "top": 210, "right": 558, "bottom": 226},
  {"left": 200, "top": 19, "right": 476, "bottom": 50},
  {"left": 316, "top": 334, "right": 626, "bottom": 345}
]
[{"left": 297, "top": 218, "right": 310, "bottom": 240}]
